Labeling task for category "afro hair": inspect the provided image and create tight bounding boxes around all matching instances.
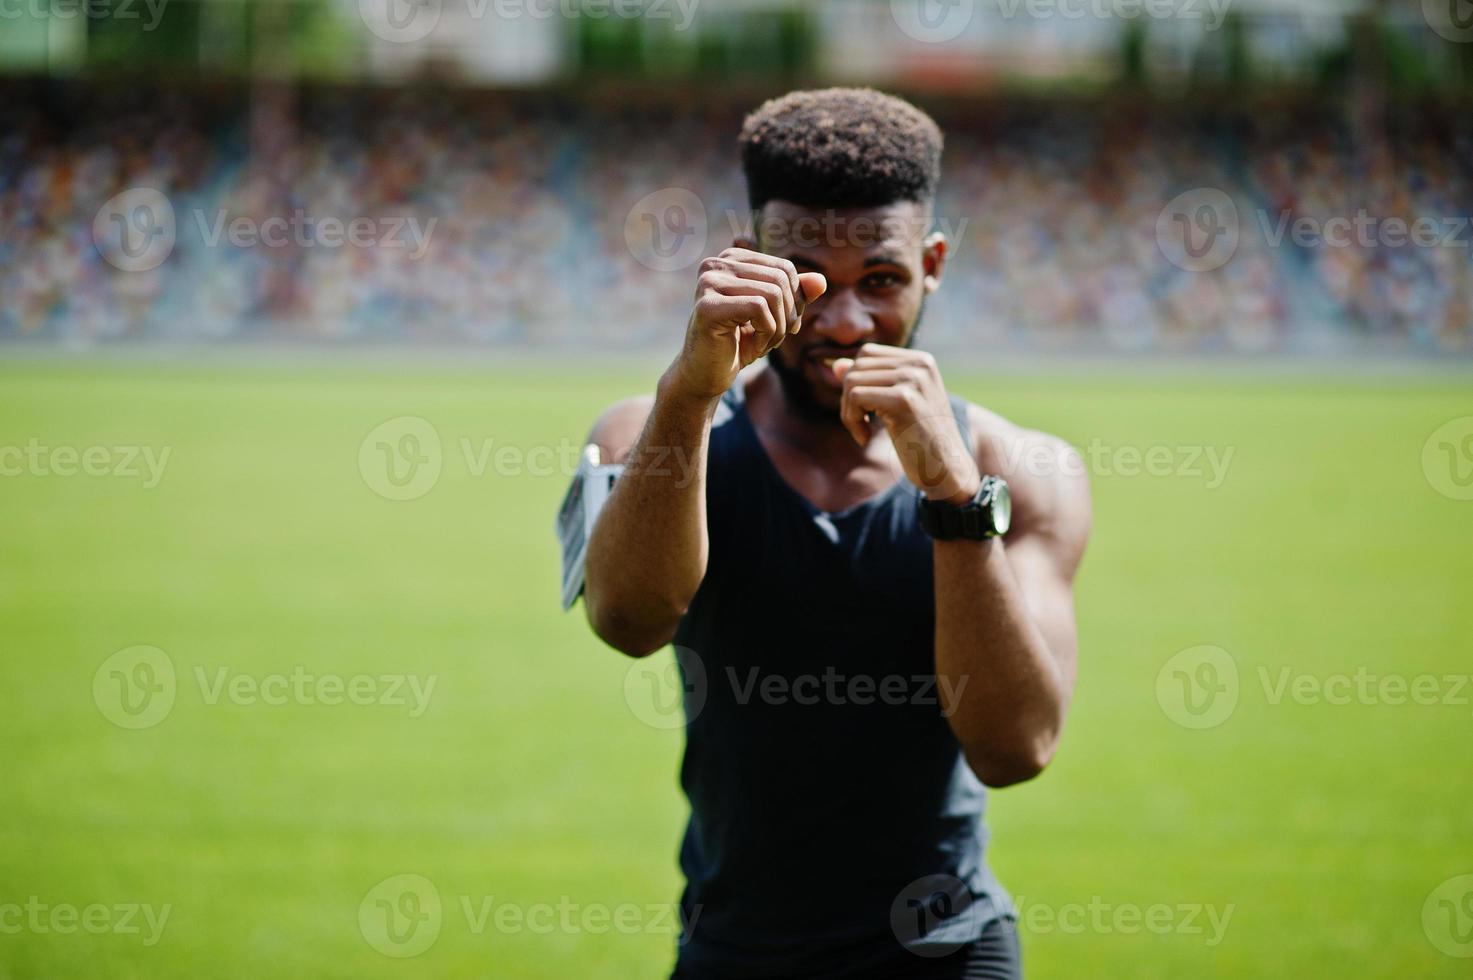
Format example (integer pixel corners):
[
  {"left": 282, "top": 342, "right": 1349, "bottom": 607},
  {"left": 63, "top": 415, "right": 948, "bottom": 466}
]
[{"left": 738, "top": 87, "right": 943, "bottom": 212}]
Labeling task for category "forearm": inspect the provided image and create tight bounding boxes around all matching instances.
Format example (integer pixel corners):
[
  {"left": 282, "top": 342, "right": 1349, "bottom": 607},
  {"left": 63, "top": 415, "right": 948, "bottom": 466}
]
[
  {"left": 933, "top": 539, "right": 1068, "bottom": 786},
  {"left": 583, "top": 368, "right": 718, "bottom": 656}
]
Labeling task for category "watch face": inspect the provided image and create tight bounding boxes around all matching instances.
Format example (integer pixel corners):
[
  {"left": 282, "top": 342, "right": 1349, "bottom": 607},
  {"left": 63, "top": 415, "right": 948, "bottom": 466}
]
[{"left": 991, "top": 480, "right": 1012, "bottom": 535}]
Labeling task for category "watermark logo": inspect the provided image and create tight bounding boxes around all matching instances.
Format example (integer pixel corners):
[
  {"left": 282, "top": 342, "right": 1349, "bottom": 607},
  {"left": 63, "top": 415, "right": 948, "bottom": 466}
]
[
  {"left": 891, "top": 0, "right": 974, "bottom": 43},
  {"left": 1156, "top": 187, "right": 1239, "bottom": 273},
  {"left": 1156, "top": 645, "right": 1238, "bottom": 729},
  {"left": 359, "top": 0, "right": 440, "bottom": 42},
  {"left": 1422, "top": 417, "right": 1473, "bottom": 501},
  {"left": 1423, "top": 875, "right": 1473, "bottom": 957},
  {"left": 624, "top": 646, "right": 705, "bottom": 729},
  {"left": 359, "top": 874, "right": 694, "bottom": 950},
  {"left": 193, "top": 666, "right": 436, "bottom": 716},
  {"left": 193, "top": 210, "right": 436, "bottom": 257},
  {"left": 93, "top": 646, "right": 176, "bottom": 730},
  {"left": 1162, "top": 651, "right": 1472, "bottom": 721},
  {"left": 359, "top": 416, "right": 443, "bottom": 501},
  {"left": 94, "top": 647, "right": 437, "bottom": 725},
  {"left": 92, "top": 188, "right": 176, "bottom": 273},
  {"left": 94, "top": 188, "right": 436, "bottom": 267},
  {"left": 890, "top": 874, "right": 983, "bottom": 957},
  {"left": 1424, "top": 0, "right": 1473, "bottom": 43},
  {"left": 360, "top": 874, "right": 442, "bottom": 957},
  {"left": 359, "top": 420, "right": 628, "bottom": 495},
  {"left": 625, "top": 188, "right": 708, "bottom": 273}
]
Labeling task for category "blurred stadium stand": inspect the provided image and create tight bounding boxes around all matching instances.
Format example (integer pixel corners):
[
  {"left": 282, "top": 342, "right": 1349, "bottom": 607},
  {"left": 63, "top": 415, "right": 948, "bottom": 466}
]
[{"left": 2, "top": 0, "right": 1470, "bottom": 353}]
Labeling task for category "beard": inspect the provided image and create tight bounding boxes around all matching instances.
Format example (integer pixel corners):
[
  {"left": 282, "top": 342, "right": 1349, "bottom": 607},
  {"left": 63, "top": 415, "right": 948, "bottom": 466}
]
[
  {"left": 766, "top": 346, "right": 836, "bottom": 422},
  {"left": 766, "top": 295, "right": 928, "bottom": 423}
]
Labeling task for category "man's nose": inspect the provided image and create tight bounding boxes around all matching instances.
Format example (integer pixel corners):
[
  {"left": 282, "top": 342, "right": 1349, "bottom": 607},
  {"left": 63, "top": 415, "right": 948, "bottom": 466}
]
[{"left": 808, "top": 289, "right": 873, "bottom": 346}]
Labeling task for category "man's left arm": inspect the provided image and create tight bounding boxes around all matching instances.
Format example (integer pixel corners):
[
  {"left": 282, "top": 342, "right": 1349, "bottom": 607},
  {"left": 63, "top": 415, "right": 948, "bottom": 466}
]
[
  {"left": 835, "top": 345, "right": 1092, "bottom": 787},
  {"left": 932, "top": 431, "right": 1091, "bottom": 787}
]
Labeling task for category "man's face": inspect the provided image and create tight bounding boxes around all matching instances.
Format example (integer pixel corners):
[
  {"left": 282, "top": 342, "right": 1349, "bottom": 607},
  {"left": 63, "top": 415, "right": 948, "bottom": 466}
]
[{"left": 747, "top": 199, "right": 947, "bottom": 419}]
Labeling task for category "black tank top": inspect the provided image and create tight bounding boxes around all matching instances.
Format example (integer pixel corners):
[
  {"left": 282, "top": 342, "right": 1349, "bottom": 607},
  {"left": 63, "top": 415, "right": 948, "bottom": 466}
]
[{"left": 670, "top": 371, "right": 1013, "bottom": 978}]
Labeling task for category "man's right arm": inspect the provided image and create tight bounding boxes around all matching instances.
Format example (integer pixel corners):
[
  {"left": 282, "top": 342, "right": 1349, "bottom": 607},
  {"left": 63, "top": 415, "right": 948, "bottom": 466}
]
[
  {"left": 580, "top": 247, "right": 826, "bottom": 657},
  {"left": 581, "top": 375, "right": 719, "bottom": 657}
]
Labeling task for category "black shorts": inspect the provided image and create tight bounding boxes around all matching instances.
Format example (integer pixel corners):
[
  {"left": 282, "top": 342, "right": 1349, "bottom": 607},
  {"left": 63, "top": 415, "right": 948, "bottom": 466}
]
[{"left": 671, "top": 917, "right": 1022, "bottom": 980}]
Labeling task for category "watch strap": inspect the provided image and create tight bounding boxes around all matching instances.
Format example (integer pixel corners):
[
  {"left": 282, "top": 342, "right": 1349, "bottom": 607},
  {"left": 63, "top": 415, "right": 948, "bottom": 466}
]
[{"left": 916, "top": 478, "right": 1000, "bottom": 541}]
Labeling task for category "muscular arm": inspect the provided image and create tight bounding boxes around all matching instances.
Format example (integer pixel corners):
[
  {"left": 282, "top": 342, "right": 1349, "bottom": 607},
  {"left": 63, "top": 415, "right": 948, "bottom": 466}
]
[
  {"left": 582, "top": 373, "right": 719, "bottom": 657},
  {"left": 580, "top": 249, "right": 824, "bottom": 658},
  {"left": 934, "top": 419, "right": 1091, "bottom": 787},
  {"left": 831, "top": 348, "right": 1091, "bottom": 787}
]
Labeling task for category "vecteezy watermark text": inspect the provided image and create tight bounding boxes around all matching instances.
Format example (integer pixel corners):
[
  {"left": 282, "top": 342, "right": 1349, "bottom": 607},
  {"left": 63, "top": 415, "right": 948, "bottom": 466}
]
[
  {"left": 358, "top": 416, "right": 703, "bottom": 501},
  {"left": 0, "top": 0, "right": 167, "bottom": 29},
  {"left": 0, "top": 898, "right": 171, "bottom": 946},
  {"left": 1157, "top": 645, "right": 1473, "bottom": 729},
  {"left": 192, "top": 210, "right": 435, "bottom": 258},
  {"left": 1013, "top": 895, "right": 1234, "bottom": 945},
  {"left": 358, "top": 874, "right": 696, "bottom": 958},
  {"left": 359, "top": 0, "right": 699, "bottom": 46},
  {"left": 1256, "top": 210, "right": 1473, "bottom": 251},
  {"left": 92, "top": 188, "right": 437, "bottom": 273},
  {"left": 93, "top": 646, "right": 438, "bottom": 729},
  {"left": 890, "top": 0, "right": 1231, "bottom": 45},
  {"left": 1157, "top": 187, "right": 1473, "bottom": 274},
  {"left": 726, "top": 666, "right": 969, "bottom": 715},
  {"left": 623, "top": 647, "right": 972, "bottom": 729},
  {"left": 0, "top": 440, "right": 170, "bottom": 488}
]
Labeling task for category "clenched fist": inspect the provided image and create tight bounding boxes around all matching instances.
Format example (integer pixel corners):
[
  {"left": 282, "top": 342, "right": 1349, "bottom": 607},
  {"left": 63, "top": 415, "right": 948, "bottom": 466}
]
[
  {"left": 833, "top": 344, "right": 982, "bottom": 506},
  {"left": 667, "top": 247, "right": 827, "bottom": 401}
]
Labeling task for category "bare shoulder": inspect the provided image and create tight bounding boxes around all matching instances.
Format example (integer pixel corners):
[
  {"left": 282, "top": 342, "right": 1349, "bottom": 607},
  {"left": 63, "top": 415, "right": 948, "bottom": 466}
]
[
  {"left": 965, "top": 402, "right": 1092, "bottom": 565},
  {"left": 585, "top": 394, "right": 656, "bottom": 464}
]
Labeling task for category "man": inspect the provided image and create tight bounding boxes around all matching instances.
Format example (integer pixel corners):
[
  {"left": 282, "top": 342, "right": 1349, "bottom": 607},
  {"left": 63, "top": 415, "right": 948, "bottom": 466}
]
[{"left": 577, "top": 88, "right": 1091, "bottom": 979}]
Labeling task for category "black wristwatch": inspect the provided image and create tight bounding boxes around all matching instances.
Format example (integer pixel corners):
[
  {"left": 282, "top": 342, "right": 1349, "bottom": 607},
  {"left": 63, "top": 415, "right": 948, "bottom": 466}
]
[{"left": 916, "top": 475, "right": 1012, "bottom": 541}]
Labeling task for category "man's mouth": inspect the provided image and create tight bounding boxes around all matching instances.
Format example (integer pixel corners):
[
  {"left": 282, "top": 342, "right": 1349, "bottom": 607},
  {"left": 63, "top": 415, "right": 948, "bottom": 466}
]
[
  {"left": 805, "top": 351, "right": 855, "bottom": 389},
  {"left": 814, "top": 356, "right": 840, "bottom": 387}
]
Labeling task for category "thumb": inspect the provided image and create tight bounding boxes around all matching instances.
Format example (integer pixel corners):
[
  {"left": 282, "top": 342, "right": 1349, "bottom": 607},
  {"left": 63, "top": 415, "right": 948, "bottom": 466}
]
[
  {"left": 792, "top": 272, "right": 827, "bottom": 335},
  {"left": 833, "top": 359, "right": 870, "bottom": 447},
  {"left": 797, "top": 272, "right": 827, "bottom": 303}
]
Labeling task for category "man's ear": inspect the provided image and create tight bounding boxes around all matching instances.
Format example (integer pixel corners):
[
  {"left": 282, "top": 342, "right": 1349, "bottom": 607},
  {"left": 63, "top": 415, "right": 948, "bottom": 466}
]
[{"left": 922, "top": 231, "right": 948, "bottom": 294}]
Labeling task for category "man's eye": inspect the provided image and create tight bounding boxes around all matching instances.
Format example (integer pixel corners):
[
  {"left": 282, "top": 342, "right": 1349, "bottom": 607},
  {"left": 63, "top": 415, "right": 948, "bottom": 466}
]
[{"left": 865, "top": 273, "right": 901, "bottom": 289}]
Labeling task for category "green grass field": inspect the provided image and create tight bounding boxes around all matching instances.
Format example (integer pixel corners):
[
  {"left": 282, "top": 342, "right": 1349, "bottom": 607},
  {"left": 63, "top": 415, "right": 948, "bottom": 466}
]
[{"left": 1, "top": 357, "right": 1470, "bottom": 979}]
